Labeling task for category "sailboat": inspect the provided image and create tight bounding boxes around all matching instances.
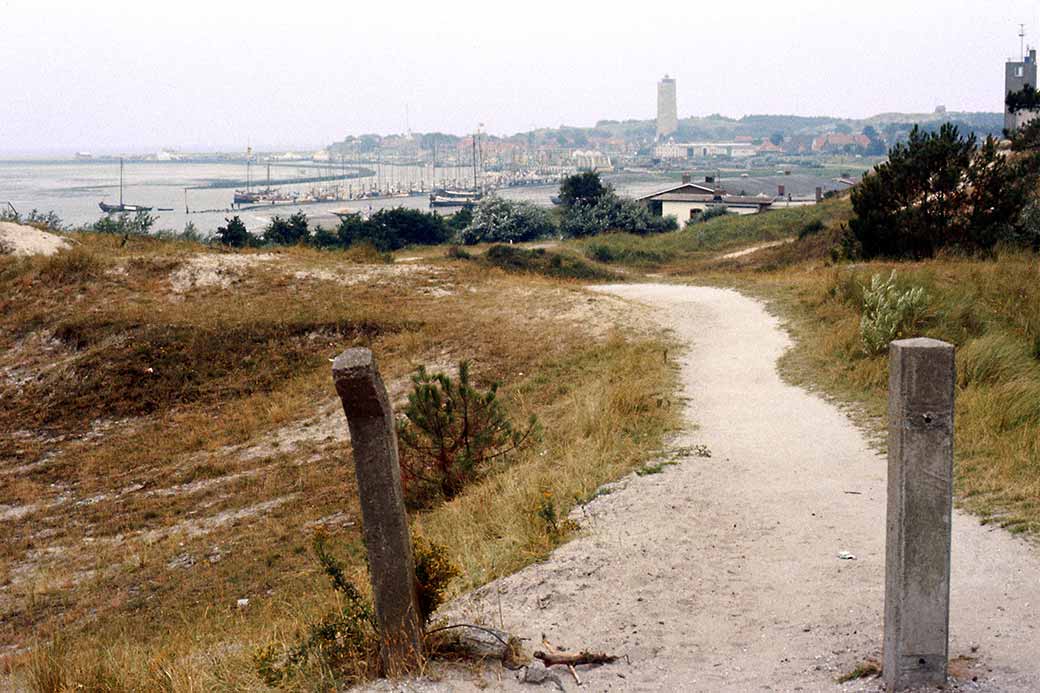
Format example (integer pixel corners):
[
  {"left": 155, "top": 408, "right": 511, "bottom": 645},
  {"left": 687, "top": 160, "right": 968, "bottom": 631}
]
[{"left": 99, "top": 158, "right": 152, "bottom": 213}]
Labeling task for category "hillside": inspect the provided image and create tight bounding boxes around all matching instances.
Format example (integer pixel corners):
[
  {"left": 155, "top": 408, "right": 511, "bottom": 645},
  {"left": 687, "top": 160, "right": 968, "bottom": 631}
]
[{"left": 0, "top": 235, "right": 675, "bottom": 688}]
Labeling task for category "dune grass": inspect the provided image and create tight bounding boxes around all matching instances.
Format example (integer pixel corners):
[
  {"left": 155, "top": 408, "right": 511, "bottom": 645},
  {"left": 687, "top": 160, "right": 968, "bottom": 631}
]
[
  {"left": 572, "top": 195, "right": 855, "bottom": 273},
  {"left": 1, "top": 232, "right": 676, "bottom": 690}
]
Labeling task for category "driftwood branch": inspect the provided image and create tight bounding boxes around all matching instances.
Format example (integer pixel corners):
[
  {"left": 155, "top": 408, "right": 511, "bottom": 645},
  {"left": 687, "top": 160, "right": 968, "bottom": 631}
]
[{"left": 533, "top": 650, "right": 619, "bottom": 667}]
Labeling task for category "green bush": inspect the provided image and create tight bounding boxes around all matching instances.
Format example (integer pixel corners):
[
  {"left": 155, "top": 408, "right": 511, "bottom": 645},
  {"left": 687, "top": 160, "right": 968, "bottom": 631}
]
[
  {"left": 92, "top": 210, "right": 157, "bottom": 236},
  {"left": 690, "top": 206, "right": 729, "bottom": 225},
  {"left": 338, "top": 208, "right": 449, "bottom": 251},
  {"left": 859, "top": 271, "right": 929, "bottom": 354},
  {"left": 263, "top": 211, "right": 310, "bottom": 245},
  {"left": 561, "top": 193, "right": 677, "bottom": 237},
  {"left": 584, "top": 241, "right": 668, "bottom": 266},
  {"left": 482, "top": 244, "right": 617, "bottom": 281},
  {"left": 397, "top": 362, "right": 538, "bottom": 506},
  {"left": 215, "top": 215, "right": 258, "bottom": 248},
  {"left": 558, "top": 171, "right": 609, "bottom": 208},
  {"left": 460, "top": 196, "right": 555, "bottom": 245},
  {"left": 797, "top": 219, "right": 825, "bottom": 239},
  {"left": 850, "top": 124, "right": 1040, "bottom": 258}
]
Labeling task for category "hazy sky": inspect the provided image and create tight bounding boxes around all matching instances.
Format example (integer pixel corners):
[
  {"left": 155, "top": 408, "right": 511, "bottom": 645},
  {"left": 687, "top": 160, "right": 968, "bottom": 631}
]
[{"left": 1, "top": 0, "right": 1037, "bottom": 155}]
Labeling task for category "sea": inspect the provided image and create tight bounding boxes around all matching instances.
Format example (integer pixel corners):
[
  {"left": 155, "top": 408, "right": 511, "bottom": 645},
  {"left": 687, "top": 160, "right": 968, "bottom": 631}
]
[{"left": 0, "top": 159, "right": 676, "bottom": 236}]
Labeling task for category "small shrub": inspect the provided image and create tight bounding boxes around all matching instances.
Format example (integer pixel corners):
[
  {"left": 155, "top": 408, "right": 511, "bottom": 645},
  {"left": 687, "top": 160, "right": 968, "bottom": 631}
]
[
  {"left": 254, "top": 533, "right": 459, "bottom": 686},
  {"left": 3, "top": 208, "right": 67, "bottom": 231},
  {"left": 397, "top": 361, "right": 539, "bottom": 506},
  {"left": 92, "top": 210, "right": 157, "bottom": 235},
  {"left": 412, "top": 535, "right": 460, "bottom": 624},
  {"left": 859, "top": 271, "right": 928, "bottom": 355},
  {"left": 692, "top": 206, "right": 729, "bottom": 224},
  {"left": 446, "top": 245, "right": 472, "bottom": 260},
  {"left": 36, "top": 247, "right": 105, "bottom": 285},
  {"left": 255, "top": 533, "right": 377, "bottom": 686},
  {"left": 483, "top": 245, "right": 617, "bottom": 281},
  {"left": 342, "top": 242, "right": 392, "bottom": 264},
  {"left": 798, "top": 219, "right": 825, "bottom": 239}
]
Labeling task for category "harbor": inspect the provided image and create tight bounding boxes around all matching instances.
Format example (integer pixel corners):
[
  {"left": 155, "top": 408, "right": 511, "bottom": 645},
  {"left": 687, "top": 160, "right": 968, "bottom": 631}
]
[{"left": 0, "top": 158, "right": 573, "bottom": 234}]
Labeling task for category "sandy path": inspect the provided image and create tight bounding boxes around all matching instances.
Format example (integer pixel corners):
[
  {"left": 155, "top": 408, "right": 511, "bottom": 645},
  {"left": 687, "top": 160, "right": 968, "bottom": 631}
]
[
  {"left": 717, "top": 238, "right": 793, "bottom": 260},
  {"left": 369, "top": 284, "right": 1040, "bottom": 692}
]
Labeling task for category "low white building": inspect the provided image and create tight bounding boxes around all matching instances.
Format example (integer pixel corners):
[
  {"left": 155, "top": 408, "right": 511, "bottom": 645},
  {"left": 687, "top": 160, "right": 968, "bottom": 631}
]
[
  {"left": 654, "top": 142, "right": 757, "bottom": 160},
  {"left": 637, "top": 180, "right": 774, "bottom": 223}
]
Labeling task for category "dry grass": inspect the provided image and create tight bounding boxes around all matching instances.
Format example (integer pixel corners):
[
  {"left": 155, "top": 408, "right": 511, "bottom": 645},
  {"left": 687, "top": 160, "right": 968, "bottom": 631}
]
[{"left": 1, "top": 232, "right": 676, "bottom": 690}]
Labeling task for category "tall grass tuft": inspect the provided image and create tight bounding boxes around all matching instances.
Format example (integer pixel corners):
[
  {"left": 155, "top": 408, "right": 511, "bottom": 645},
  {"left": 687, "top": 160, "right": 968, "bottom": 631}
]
[{"left": 958, "top": 333, "right": 1037, "bottom": 387}]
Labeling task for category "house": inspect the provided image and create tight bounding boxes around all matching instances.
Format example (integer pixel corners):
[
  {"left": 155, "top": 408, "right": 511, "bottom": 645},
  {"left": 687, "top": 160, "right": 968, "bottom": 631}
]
[
  {"left": 811, "top": 133, "right": 870, "bottom": 152},
  {"left": 637, "top": 175, "right": 774, "bottom": 223}
]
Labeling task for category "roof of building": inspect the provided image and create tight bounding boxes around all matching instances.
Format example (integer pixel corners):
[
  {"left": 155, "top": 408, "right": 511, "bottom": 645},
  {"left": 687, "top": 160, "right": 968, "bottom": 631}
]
[
  {"left": 652, "top": 193, "right": 775, "bottom": 207},
  {"left": 636, "top": 181, "right": 716, "bottom": 201}
]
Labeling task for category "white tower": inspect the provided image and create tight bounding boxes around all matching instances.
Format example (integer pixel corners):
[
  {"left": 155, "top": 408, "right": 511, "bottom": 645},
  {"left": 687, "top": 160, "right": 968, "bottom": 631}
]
[{"left": 657, "top": 75, "right": 678, "bottom": 141}]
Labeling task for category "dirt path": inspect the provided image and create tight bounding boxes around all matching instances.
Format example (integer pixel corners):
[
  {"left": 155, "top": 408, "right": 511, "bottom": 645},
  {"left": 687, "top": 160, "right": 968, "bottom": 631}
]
[{"left": 371, "top": 284, "right": 1040, "bottom": 692}]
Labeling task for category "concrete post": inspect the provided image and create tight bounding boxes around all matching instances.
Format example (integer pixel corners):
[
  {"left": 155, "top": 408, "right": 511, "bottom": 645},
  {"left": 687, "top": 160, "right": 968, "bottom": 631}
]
[
  {"left": 884, "top": 338, "right": 955, "bottom": 691},
  {"left": 333, "top": 348, "right": 423, "bottom": 674}
]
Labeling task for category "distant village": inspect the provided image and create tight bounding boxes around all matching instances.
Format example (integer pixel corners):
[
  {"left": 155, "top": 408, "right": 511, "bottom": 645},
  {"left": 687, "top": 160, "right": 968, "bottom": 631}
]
[{"left": 78, "top": 72, "right": 1004, "bottom": 182}]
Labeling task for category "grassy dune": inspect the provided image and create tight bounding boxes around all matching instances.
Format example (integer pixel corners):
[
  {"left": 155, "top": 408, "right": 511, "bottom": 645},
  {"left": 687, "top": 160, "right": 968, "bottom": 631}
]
[{"left": 0, "top": 235, "right": 676, "bottom": 690}]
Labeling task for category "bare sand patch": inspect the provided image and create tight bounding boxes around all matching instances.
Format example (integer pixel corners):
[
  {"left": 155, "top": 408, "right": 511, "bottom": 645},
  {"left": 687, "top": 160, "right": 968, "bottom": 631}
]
[
  {"left": 169, "top": 253, "right": 279, "bottom": 292},
  {"left": 0, "top": 222, "right": 70, "bottom": 256}
]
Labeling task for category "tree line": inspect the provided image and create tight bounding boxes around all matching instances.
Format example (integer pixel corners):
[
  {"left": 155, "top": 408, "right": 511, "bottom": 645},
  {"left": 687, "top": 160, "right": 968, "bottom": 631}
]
[{"left": 213, "top": 172, "right": 677, "bottom": 250}]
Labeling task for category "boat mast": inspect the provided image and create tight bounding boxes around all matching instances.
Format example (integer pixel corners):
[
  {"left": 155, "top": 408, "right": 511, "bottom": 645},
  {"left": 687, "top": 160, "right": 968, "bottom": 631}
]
[
  {"left": 119, "top": 157, "right": 124, "bottom": 207},
  {"left": 472, "top": 131, "right": 477, "bottom": 191}
]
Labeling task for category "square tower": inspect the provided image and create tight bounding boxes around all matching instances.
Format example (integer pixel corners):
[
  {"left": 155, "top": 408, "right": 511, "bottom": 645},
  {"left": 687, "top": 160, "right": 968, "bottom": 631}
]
[
  {"left": 657, "top": 75, "right": 678, "bottom": 141},
  {"left": 1005, "top": 48, "right": 1038, "bottom": 131}
]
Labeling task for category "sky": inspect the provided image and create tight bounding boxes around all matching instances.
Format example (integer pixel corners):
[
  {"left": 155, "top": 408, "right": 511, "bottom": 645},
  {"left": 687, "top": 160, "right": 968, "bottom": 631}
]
[{"left": 0, "top": 0, "right": 1037, "bottom": 155}]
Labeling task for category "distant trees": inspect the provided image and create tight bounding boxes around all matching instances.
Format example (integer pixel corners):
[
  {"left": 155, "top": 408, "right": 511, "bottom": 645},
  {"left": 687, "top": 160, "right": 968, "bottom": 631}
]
[
  {"left": 769, "top": 132, "right": 785, "bottom": 146},
  {"left": 862, "top": 126, "right": 887, "bottom": 156},
  {"left": 849, "top": 124, "right": 1039, "bottom": 258}
]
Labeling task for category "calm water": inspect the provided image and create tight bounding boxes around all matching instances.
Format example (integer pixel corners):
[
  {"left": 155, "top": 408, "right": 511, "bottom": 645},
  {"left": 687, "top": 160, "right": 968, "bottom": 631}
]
[{"left": 0, "top": 160, "right": 681, "bottom": 235}]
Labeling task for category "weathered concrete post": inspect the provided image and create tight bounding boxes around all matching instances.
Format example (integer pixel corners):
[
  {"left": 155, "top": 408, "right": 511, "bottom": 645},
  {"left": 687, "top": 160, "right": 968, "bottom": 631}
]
[
  {"left": 884, "top": 338, "right": 955, "bottom": 691},
  {"left": 332, "top": 348, "right": 423, "bottom": 674}
]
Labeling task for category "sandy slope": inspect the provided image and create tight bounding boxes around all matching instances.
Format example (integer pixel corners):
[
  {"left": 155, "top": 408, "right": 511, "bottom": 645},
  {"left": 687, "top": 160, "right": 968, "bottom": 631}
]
[
  {"left": 0, "top": 221, "right": 70, "bottom": 256},
  {"left": 366, "top": 284, "right": 1040, "bottom": 692}
]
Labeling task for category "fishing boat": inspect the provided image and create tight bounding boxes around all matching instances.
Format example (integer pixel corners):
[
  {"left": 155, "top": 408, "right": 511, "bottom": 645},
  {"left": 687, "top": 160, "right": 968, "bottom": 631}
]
[
  {"left": 428, "top": 188, "right": 482, "bottom": 208},
  {"left": 98, "top": 158, "right": 152, "bottom": 213}
]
